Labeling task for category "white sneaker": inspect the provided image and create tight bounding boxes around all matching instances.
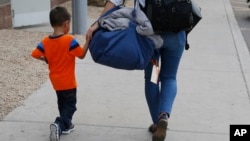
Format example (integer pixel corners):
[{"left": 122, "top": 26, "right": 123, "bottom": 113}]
[{"left": 50, "top": 123, "right": 60, "bottom": 141}]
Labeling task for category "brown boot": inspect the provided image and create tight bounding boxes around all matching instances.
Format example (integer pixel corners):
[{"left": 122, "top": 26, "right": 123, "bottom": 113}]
[
  {"left": 148, "top": 124, "right": 157, "bottom": 134},
  {"left": 152, "top": 112, "right": 168, "bottom": 141}
]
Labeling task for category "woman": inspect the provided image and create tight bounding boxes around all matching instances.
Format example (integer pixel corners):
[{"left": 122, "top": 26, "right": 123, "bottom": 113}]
[{"left": 86, "top": 1, "right": 186, "bottom": 141}]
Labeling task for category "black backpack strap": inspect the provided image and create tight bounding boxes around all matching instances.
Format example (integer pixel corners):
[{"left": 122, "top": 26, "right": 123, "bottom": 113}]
[{"left": 185, "top": 31, "right": 190, "bottom": 50}]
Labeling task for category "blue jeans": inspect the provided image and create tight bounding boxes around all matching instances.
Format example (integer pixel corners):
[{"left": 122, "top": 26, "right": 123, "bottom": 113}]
[
  {"left": 144, "top": 31, "right": 186, "bottom": 124},
  {"left": 55, "top": 88, "right": 77, "bottom": 134}
]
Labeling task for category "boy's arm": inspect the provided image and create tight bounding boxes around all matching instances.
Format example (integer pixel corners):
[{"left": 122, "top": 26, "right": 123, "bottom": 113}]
[
  {"left": 31, "top": 41, "right": 48, "bottom": 63},
  {"left": 36, "top": 56, "right": 48, "bottom": 63},
  {"left": 31, "top": 48, "right": 48, "bottom": 63},
  {"left": 69, "top": 38, "right": 89, "bottom": 59},
  {"left": 78, "top": 38, "right": 90, "bottom": 59}
]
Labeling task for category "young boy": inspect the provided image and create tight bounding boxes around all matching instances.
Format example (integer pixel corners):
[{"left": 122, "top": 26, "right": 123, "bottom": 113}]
[{"left": 31, "top": 6, "right": 89, "bottom": 141}]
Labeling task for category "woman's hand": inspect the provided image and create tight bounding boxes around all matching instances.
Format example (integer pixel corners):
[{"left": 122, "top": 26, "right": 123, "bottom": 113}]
[
  {"left": 151, "top": 59, "right": 159, "bottom": 67},
  {"left": 86, "top": 21, "right": 99, "bottom": 41},
  {"left": 85, "top": 1, "right": 116, "bottom": 41}
]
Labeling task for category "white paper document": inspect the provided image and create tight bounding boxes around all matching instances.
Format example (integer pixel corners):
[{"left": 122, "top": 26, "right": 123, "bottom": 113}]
[{"left": 151, "top": 65, "right": 160, "bottom": 84}]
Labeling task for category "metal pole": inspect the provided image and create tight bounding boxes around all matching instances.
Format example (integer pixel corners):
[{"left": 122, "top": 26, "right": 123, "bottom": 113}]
[{"left": 72, "top": 0, "right": 87, "bottom": 34}]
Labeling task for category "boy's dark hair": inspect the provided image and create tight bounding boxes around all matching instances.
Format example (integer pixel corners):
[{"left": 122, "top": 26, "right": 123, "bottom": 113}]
[{"left": 49, "top": 6, "right": 71, "bottom": 27}]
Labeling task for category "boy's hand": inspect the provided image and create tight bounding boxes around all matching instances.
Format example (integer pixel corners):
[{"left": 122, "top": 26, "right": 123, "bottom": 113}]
[
  {"left": 38, "top": 57, "right": 48, "bottom": 64},
  {"left": 78, "top": 37, "right": 90, "bottom": 59}
]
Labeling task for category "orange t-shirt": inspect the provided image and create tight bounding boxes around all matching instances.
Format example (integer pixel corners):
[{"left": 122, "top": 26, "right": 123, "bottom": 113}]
[{"left": 31, "top": 34, "right": 83, "bottom": 90}]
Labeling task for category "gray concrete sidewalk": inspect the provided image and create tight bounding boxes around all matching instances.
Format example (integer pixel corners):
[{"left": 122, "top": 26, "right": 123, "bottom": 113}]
[{"left": 1, "top": 0, "right": 250, "bottom": 141}]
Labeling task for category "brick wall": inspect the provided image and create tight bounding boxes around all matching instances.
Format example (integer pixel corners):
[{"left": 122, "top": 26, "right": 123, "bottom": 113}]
[
  {"left": 0, "top": 0, "right": 71, "bottom": 29},
  {"left": 0, "top": 0, "right": 10, "bottom": 5},
  {"left": 0, "top": 2, "right": 12, "bottom": 29}
]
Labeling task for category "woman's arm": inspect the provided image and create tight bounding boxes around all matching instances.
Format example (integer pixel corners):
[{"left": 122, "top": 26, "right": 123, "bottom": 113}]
[{"left": 85, "top": 1, "right": 119, "bottom": 40}]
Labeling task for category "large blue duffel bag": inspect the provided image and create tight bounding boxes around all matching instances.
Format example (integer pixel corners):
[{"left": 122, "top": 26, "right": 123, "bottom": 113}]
[{"left": 88, "top": 6, "right": 154, "bottom": 70}]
